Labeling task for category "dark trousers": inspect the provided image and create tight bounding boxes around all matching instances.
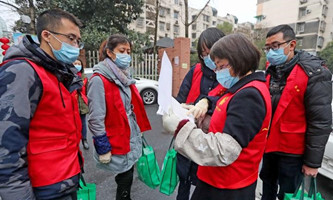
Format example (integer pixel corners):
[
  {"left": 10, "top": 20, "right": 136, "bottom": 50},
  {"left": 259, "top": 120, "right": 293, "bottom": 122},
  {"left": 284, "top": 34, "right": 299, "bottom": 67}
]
[
  {"left": 191, "top": 179, "right": 257, "bottom": 200},
  {"left": 115, "top": 167, "right": 134, "bottom": 200},
  {"left": 53, "top": 191, "right": 77, "bottom": 200},
  {"left": 176, "top": 154, "right": 198, "bottom": 200},
  {"left": 260, "top": 153, "right": 303, "bottom": 200},
  {"left": 80, "top": 114, "right": 87, "bottom": 139}
]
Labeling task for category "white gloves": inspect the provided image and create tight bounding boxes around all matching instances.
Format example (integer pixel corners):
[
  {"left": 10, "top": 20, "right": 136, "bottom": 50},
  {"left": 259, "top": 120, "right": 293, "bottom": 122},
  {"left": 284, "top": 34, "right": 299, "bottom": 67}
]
[
  {"left": 186, "top": 98, "right": 209, "bottom": 119},
  {"left": 99, "top": 151, "right": 112, "bottom": 163},
  {"left": 162, "top": 109, "right": 181, "bottom": 134}
]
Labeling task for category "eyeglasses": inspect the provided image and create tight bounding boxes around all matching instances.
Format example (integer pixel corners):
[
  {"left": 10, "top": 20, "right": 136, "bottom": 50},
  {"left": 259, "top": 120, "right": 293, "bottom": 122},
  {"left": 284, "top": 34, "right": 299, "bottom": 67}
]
[
  {"left": 216, "top": 63, "right": 230, "bottom": 71},
  {"left": 48, "top": 30, "right": 84, "bottom": 49},
  {"left": 263, "top": 40, "right": 291, "bottom": 53}
]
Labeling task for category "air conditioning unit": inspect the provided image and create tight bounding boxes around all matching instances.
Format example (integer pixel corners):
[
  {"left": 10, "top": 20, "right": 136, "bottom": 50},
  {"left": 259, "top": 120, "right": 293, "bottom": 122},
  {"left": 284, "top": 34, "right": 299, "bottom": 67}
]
[
  {"left": 175, "top": 20, "right": 179, "bottom": 25},
  {"left": 300, "top": 0, "right": 307, "bottom": 3},
  {"left": 306, "top": 9, "right": 311, "bottom": 14}
]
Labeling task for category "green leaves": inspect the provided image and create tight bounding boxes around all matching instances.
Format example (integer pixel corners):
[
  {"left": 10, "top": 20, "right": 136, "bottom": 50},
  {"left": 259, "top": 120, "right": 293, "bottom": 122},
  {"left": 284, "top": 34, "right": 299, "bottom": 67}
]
[{"left": 318, "top": 41, "right": 333, "bottom": 72}]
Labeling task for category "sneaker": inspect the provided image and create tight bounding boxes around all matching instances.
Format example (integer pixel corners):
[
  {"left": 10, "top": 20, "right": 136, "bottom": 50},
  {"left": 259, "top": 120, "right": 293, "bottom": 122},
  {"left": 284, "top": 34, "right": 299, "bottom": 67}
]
[{"left": 82, "top": 139, "right": 89, "bottom": 150}]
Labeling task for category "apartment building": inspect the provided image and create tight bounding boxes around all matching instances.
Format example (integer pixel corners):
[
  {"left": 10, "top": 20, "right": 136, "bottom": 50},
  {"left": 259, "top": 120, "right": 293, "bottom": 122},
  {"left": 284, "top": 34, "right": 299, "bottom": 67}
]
[
  {"left": 129, "top": 0, "right": 248, "bottom": 48},
  {"left": 255, "top": 0, "right": 333, "bottom": 54},
  {"left": 128, "top": 0, "right": 186, "bottom": 42}
]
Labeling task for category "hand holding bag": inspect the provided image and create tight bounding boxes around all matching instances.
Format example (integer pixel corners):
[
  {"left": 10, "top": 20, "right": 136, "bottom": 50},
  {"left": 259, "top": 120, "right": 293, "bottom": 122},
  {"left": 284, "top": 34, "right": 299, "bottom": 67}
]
[
  {"left": 284, "top": 176, "right": 324, "bottom": 200},
  {"left": 137, "top": 136, "right": 161, "bottom": 189},
  {"left": 159, "top": 137, "right": 179, "bottom": 195}
]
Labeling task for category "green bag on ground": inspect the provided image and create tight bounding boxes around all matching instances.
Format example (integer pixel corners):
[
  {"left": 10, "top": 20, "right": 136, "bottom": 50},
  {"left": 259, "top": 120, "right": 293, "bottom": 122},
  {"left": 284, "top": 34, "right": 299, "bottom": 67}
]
[
  {"left": 159, "top": 137, "right": 179, "bottom": 195},
  {"left": 77, "top": 175, "right": 96, "bottom": 200},
  {"left": 137, "top": 136, "right": 161, "bottom": 189},
  {"left": 284, "top": 176, "right": 324, "bottom": 200}
]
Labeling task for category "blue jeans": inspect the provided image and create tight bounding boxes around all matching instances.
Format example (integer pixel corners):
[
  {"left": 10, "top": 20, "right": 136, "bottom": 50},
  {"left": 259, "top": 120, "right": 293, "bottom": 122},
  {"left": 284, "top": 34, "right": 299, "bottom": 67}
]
[
  {"left": 80, "top": 114, "right": 87, "bottom": 139},
  {"left": 259, "top": 153, "right": 303, "bottom": 200}
]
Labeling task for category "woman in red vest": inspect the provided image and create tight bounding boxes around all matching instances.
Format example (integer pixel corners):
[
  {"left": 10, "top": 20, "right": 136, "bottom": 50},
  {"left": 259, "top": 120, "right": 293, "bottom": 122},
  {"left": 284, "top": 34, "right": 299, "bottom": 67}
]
[
  {"left": 163, "top": 34, "right": 272, "bottom": 200},
  {"left": 73, "top": 59, "right": 90, "bottom": 150},
  {"left": 87, "top": 34, "right": 151, "bottom": 200},
  {"left": 175, "top": 27, "right": 226, "bottom": 200}
]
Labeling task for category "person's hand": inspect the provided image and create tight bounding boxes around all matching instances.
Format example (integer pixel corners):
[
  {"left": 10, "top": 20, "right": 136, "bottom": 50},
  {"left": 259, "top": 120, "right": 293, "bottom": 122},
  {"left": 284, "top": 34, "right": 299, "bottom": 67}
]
[
  {"left": 187, "top": 98, "right": 209, "bottom": 119},
  {"left": 302, "top": 165, "right": 318, "bottom": 177},
  {"left": 99, "top": 151, "right": 112, "bottom": 163},
  {"left": 181, "top": 103, "right": 194, "bottom": 110},
  {"left": 162, "top": 109, "right": 181, "bottom": 134}
]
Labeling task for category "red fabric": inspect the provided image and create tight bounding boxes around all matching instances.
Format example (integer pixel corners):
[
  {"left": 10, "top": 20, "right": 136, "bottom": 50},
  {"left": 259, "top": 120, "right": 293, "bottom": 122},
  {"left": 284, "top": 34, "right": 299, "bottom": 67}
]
[
  {"left": 18, "top": 59, "right": 82, "bottom": 187},
  {"left": 198, "top": 80, "right": 272, "bottom": 189},
  {"left": 208, "top": 84, "right": 227, "bottom": 96},
  {"left": 93, "top": 74, "right": 151, "bottom": 155},
  {"left": 186, "top": 63, "right": 203, "bottom": 103},
  {"left": 175, "top": 119, "right": 190, "bottom": 137},
  {"left": 80, "top": 77, "right": 88, "bottom": 105},
  {"left": 265, "top": 64, "right": 308, "bottom": 154}
]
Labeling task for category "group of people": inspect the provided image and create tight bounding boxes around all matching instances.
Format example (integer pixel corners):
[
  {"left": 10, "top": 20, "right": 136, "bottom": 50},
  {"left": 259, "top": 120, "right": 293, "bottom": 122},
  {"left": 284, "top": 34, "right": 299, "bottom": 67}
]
[{"left": 0, "top": 8, "right": 331, "bottom": 200}]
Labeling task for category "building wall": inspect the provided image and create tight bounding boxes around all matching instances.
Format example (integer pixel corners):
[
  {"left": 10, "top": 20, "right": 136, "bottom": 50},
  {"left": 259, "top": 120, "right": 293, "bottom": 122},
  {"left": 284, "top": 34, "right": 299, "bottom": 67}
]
[{"left": 255, "top": 0, "right": 333, "bottom": 54}]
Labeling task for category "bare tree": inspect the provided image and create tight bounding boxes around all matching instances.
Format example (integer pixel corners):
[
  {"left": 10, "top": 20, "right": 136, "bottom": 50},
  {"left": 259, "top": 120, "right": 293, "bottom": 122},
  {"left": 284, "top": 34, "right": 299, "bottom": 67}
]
[
  {"left": 153, "top": 0, "right": 159, "bottom": 53},
  {"left": 183, "top": 0, "right": 210, "bottom": 38}
]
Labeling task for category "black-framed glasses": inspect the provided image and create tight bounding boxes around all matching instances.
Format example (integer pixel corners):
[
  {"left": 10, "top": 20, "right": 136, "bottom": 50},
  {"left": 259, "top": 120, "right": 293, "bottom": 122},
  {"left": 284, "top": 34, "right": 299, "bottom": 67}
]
[
  {"left": 263, "top": 40, "right": 291, "bottom": 53},
  {"left": 48, "top": 30, "right": 84, "bottom": 49}
]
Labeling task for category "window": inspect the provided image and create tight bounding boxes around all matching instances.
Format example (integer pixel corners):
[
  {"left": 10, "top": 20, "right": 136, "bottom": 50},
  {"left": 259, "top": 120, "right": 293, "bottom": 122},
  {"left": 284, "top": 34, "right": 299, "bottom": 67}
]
[
  {"left": 317, "top": 36, "right": 324, "bottom": 48},
  {"left": 212, "top": 21, "right": 216, "bottom": 26},
  {"left": 297, "top": 23, "right": 305, "bottom": 33},
  {"left": 159, "top": 7, "right": 166, "bottom": 17},
  {"left": 174, "top": 11, "right": 179, "bottom": 19},
  {"left": 174, "top": 25, "right": 179, "bottom": 34},
  {"left": 322, "top": 5, "right": 328, "bottom": 17},
  {"left": 137, "top": 17, "right": 144, "bottom": 28},
  {"left": 192, "top": 15, "right": 197, "bottom": 21},
  {"left": 166, "top": 23, "right": 170, "bottom": 30},
  {"left": 192, "top": 24, "right": 196, "bottom": 30},
  {"left": 320, "top": 21, "right": 326, "bottom": 32},
  {"left": 203, "top": 15, "right": 209, "bottom": 22},
  {"left": 174, "top": 0, "right": 179, "bottom": 5},
  {"left": 204, "top": 24, "right": 209, "bottom": 29},
  {"left": 299, "top": 8, "right": 306, "bottom": 18},
  {"left": 298, "top": 39, "right": 303, "bottom": 47},
  {"left": 192, "top": 33, "right": 196, "bottom": 39},
  {"left": 159, "top": 21, "right": 165, "bottom": 31}
]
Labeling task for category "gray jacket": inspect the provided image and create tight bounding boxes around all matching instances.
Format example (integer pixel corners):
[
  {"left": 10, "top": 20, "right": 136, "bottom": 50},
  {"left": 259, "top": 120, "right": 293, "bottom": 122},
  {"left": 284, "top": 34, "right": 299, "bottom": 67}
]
[{"left": 87, "top": 60, "right": 142, "bottom": 174}]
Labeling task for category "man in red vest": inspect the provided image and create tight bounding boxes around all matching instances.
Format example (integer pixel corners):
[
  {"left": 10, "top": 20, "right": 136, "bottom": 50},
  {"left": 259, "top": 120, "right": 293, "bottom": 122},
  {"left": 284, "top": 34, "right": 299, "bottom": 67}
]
[
  {"left": 260, "top": 24, "right": 332, "bottom": 200},
  {"left": 0, "top": 9, "right": 83, "bottom": 199}
]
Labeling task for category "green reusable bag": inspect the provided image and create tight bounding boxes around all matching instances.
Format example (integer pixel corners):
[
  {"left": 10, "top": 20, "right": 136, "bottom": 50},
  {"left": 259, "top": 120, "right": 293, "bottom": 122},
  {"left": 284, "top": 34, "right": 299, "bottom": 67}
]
[
  {"left": 77, "top": 175, "right": 96, "bottom": 200},
  {"left": 284, "top": 176, "right": 324, "bottom": 200},
  {"left": 159, "top": 137, "right": 179, "bottom": 195},
  {"left": 137, "top": 136, "right": 161, "bottom": 189}
]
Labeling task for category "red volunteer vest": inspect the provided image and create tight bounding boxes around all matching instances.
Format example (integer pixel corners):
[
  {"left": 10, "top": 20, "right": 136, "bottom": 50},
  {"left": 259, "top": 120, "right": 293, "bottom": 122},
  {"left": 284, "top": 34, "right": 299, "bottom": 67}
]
[
  {"left": 265, "top": 64, "right": 308, "bottom": 154},
  {"left": 93, "top": 74, "right": 151, "bottom": 155},
  {"left": 0, "top": 58, "right": 82, "bottom": 187},
  {"left": 197, "top": 80, "right": 272, "bottom": 189},
  {"left": 186, "top": 63, "right": 226, "bottom": 103}
]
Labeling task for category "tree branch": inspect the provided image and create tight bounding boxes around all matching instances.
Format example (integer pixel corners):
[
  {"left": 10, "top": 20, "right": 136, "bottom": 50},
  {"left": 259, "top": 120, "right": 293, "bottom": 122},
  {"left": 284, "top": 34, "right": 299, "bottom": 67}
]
[
  {"left": 0, "top": 0, "right": 24, "bottom": 14},
  {"left": 187, "top": 0, "right": 210, "bottom": 26}
]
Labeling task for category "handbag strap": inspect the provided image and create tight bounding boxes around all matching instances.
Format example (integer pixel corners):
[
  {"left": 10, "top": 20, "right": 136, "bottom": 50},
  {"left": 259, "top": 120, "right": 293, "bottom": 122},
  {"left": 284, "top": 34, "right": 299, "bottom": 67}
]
[
  {"left": 79, "top": 173, "right": 87, "bottom": 188},
  {"left": 293, "top": 176, "right": 305, "bottom": 200},
  {"left": 308, "top": 177, "right": 317, "bottom": 200},
  {"left": 168, "top": 136, "right": 175, "bottom": 150}
]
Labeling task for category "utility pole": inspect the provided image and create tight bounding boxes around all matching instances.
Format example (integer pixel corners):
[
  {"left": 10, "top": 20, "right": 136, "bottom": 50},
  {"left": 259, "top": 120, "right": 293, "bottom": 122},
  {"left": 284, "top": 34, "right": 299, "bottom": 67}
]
[{"left": 153, "top": 0, "right": 159, "bottom": 53}]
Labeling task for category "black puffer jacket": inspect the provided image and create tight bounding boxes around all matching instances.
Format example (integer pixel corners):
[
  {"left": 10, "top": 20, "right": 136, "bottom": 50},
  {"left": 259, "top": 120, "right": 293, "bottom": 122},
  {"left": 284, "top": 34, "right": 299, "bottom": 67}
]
[
  {"left": 267, "top": 50, "right": 332, "bottom": 168},
  {"left": 298, "top": 51, "right": 332, "bottom": 168}
]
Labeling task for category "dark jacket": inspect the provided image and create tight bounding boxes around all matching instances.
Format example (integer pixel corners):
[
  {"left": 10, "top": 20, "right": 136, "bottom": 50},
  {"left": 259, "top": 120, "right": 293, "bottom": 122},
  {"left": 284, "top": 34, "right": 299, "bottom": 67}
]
[
  {"left": 176, "top": 63, "right": 219, "bottom": 104},
  {"left": 266, "top": 50, "right": 332, "bottom": 168},
  {"left": 0, "top": 35, "right": 82, "bottom": 199}
]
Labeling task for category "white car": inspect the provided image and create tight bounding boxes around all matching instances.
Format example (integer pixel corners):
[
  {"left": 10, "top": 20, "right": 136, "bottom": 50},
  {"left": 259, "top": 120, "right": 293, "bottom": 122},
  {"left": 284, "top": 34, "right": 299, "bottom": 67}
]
[
  {"left": 84, "top": 68, "right": 158, "bottom": 105},
  {"left": 318, "top": 101, "right": 333, "bottom": 180}
]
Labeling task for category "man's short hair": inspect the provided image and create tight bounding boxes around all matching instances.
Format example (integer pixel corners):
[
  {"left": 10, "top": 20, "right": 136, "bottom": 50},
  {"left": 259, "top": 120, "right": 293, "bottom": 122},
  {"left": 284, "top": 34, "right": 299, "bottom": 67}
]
[
  {"left": 36, "top": 9, "right": 82, "bottom": 42},
  {"left": 266, "top": 24, "right": 296, "bottom": 41}
]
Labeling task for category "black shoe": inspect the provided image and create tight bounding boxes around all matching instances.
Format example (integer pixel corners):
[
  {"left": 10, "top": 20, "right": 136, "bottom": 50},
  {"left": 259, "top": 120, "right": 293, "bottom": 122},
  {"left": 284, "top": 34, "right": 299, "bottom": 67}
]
[{"left": 82, "top": 139, "right": 89, "bottom": 150}]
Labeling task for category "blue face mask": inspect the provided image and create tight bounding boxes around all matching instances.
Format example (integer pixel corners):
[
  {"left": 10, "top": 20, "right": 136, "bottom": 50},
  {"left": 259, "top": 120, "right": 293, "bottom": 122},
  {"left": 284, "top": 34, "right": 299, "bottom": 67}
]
[
  {"left": 74, "top": 65, "right": 82, "bottom": 72},
  {"left": 114, "top": 53, "right": 131, "bottom": 69},
  {"left": 49, "top": 35, "right": 80, "bottom": 64},
  {"left": 203, "top": 55, "right": 216, "bottom": 70},
  {"left": 216, "top": 68, "right": 239, "bottom": 89},
  {"left": 266, "top": 43, "right": 291, "bottom": 66}
]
